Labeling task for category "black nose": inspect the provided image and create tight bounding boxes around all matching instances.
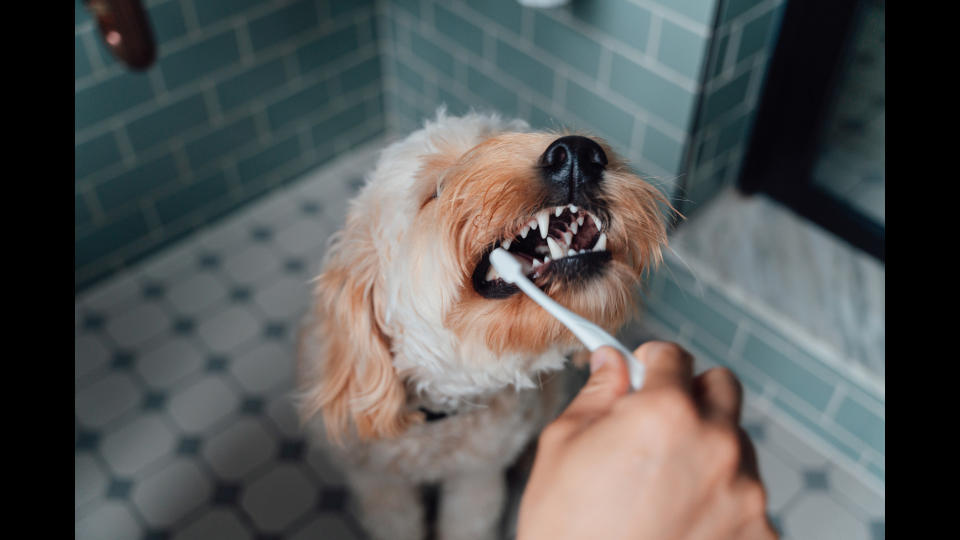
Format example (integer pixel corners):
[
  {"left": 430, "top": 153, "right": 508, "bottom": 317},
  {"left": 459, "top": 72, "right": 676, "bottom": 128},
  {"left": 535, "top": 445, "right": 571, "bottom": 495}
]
[{"left": 539, "top": 136, "right": 608, "bottom": 199}]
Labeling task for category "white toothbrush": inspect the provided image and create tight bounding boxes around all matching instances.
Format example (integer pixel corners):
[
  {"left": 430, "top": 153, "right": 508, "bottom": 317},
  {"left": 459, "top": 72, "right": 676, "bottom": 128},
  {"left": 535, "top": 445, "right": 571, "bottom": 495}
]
[{"left": 489, "top": 248, "right": 645, "bottom": 390}]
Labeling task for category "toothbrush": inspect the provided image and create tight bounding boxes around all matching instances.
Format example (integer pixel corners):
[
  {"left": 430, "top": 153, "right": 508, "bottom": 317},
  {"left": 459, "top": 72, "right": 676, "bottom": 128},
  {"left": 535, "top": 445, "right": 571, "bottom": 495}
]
[{"left": 489, "top": 248, "right": 645, "bottom": 390}]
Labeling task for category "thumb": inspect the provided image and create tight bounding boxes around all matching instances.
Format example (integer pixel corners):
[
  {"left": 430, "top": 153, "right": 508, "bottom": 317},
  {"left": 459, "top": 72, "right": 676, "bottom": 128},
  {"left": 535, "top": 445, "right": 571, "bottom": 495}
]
[{"left": 560, "top": 347, "right": 632, "bottom": 423}]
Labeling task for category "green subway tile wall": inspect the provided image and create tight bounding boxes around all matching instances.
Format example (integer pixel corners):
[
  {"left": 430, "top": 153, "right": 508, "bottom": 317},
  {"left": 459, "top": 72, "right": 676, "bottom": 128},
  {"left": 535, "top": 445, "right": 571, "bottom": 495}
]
[
  {"left": 682, "top": 0, "right": 788, "bottom": 214},
  {"left": 75, "top": 0, "right": 385, "bottom": 291},
  {"left": 380, "top": 0, "right": 715, "bottom": 196}
]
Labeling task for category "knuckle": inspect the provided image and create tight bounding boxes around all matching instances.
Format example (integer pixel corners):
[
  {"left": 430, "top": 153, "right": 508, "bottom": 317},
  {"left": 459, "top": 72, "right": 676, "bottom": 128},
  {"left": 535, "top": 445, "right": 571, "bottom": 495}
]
[
  {"left": 741, "top": 482, "right": 768, "bottom": 517},
  {"left": 708, "top": 426, "right": 742, "bottom": 473}
]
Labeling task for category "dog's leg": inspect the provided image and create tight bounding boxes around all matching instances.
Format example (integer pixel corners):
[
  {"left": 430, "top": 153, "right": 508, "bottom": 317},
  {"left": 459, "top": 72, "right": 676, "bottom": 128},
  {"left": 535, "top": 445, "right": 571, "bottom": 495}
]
[
  {"left": 437, "top": 468, "right": 506, "bottom": 540},
  {"left": 347, "top": 470, "right": 424, "bottom": 540}
]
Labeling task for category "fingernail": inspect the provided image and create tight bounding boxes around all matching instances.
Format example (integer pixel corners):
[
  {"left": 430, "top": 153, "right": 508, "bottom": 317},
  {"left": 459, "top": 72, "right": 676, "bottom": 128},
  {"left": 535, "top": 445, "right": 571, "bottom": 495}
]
[{"left": 590, "top": 347, "right": 617, "bottom": 373}]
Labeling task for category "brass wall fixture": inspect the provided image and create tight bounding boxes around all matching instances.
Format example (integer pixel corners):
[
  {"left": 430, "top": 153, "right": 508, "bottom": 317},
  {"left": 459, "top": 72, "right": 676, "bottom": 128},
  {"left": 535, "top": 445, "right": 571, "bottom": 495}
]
[{"left": 83, "top": 0, "right": 157, "bottom": 70}]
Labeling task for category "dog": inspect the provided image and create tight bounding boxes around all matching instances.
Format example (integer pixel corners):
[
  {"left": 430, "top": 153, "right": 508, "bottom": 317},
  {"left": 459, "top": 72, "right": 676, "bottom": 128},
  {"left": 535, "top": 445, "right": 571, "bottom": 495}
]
[{"left": 296, "top": 110, "right": 670, "bottom": 540}]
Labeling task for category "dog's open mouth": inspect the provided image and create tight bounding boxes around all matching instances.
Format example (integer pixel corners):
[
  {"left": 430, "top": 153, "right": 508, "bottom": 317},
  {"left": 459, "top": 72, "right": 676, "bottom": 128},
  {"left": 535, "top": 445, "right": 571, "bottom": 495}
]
[{"left": 472, "top": 204, "right": 612, "bottom": 298}]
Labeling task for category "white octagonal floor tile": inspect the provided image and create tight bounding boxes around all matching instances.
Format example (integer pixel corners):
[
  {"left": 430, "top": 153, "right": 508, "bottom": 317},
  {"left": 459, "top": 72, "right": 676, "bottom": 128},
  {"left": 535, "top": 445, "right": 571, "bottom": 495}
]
[
  {"left": 198, "top": 305, "right": 261, "bottom": 353},
  {"left": 241, "top": 464, "right": 317, "bottom": 533},
  {"left": 783, "top": 493, "right": 870, "bottom": 540},
  {"left": 265, "top": 394, "right": 301, "bottom": 437},
  {"left": 168, "top": 376, "right": 240, "bottom": 433},
  {"left": 138, "top": 237, "right": 201, "bottom": 282},
  {"left": 79, "top": 272, "right": 142, "bottom": 315},
  {"left": 76, "top": 373, "right": 142, "bottom": 428},
  {"left": 222, "top": 244, "right": 282, "bottom": 284},
  {"left": 755, "top": 443, "right": 803, "bottom": 513},
  {"left": 231, "top": 341, "right": 294, "bottom": 394},
  {"left": 173, "top": 508, "right": 253, "bottom": 540},
  {"left": 131, "top": 458, "right": 212, "bottom": 528},
  {"left": 275, "top": 219, "right": 330, "bottom": 257},
  {"left": 76, "top": 454, "right": 108, "bottom": 510},
  {"left": 828, "top": 465, "right": 885, "bottom": 521},
  {"left": 167, "top": 272, "right": 228, "bottom": 315},
  {"left": 100, "top": 414, "right": 177, "bottom": 477},
  {"left": 137, "top": 338, "right": 205, "bottom": 389},
  {"left": 254, "top": 275, "right": 310, "bottom": 320},
  {"left": 306, "top": 445, "right": 348, "bottom": 486},
  {"left": 76, "top": 334, "right": 110, "bottom": 380},
  {"left": 75, "top": 501, "right": 141, "bottom": 540},
  {"left": 202, "top": 418, "right": 278, "bottom": 481},
  {"left": 105, "top": 302, "right": 170, "bottom": 348}
]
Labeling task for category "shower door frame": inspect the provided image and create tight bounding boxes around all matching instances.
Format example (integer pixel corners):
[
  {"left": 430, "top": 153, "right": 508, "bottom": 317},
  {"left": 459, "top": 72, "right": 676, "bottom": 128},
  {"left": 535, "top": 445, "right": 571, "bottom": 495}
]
[{"left": 738, "top": 0, "right": 884, "bottom": 262}]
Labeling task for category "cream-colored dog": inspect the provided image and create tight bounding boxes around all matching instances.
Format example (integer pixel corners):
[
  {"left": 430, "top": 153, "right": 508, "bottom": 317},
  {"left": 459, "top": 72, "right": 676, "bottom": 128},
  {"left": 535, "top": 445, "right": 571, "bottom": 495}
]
[{"left": 296, "top": 110, "right": 669, "bottom": 540}]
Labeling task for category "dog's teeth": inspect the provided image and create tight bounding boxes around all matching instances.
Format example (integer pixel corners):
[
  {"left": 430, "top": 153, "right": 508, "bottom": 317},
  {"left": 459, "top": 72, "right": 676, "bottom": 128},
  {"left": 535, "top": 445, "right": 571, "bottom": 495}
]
[
  {"left": 520, "top": 225, "right": 529, "bottom": 239},
  {"left": 577, "top": 216, "right": 584, "bottom": 226},
  {"left": 592, "top": 215, "right": 602, "bottom": 231},
  {"left": 555, "top": 207, "right": 563, "bottom": 217},
  {"left": 537, "top": 210, "right": 550, "bottom": 239},
  {"left": 486, "top": 266, "right": 500, "bottom": 281},
  {"left": 562, "top": 231, "right": 573, "bottom": 245},
  {"left": 570, "top": 222, "right": 578, "bottom": 235},
  {"left": 544, "top": 256, "right": 551, "bottom": 263},
  {"left": 532, "top": 258, "right": 542, "bottom": 268},
  {"left": 502, "top": 239, "right": 512, "bottom": 250},
  {"left": 546, "top": 237, "right": 564, "bottom": 260},
  {"left": 569, "top": 204, "right": 578, "bottom": 213},
  {"left": 594, "top": 233, "right": 607, "bottom": 252},
  {"left": 568, "top": 249, "right": 577, "bottom": 256},
  {"left": 529, "top": 218, "right": 538, "bottom": 230},
  {"left": 579, "top": 249, "right": 586, "bottom": 254}
]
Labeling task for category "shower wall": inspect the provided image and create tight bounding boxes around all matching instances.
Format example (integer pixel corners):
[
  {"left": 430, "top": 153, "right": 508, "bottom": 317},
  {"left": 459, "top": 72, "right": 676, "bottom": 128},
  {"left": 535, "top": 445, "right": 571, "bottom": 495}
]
[
  {"left": 379, "top": 0, "right": 714, "bottom": 200},
  {"left": 379, "top": 0, "right": 787, "bottom": 216},
  {"left": 75, "top": 0, "right": 384, "bottom": 291}
]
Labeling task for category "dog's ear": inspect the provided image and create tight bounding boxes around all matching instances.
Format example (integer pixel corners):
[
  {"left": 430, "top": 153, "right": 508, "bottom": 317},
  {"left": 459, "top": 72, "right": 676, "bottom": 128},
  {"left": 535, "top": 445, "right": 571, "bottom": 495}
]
[{"left": 297, "top": 219, "right": 415, "bottom": 444}]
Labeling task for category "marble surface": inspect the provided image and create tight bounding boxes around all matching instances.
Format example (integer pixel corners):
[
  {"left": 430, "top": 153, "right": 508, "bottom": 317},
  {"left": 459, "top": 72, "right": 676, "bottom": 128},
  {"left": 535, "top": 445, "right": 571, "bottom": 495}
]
[{"left": 669, "top": 188, "right": 885, "bottom": 391}]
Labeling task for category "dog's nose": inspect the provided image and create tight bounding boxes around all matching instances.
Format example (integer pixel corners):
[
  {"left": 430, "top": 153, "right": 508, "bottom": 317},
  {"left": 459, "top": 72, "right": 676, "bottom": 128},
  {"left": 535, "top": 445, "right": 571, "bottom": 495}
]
[{"left": 538, "top": 136, "right": 608, "bottom": 198}]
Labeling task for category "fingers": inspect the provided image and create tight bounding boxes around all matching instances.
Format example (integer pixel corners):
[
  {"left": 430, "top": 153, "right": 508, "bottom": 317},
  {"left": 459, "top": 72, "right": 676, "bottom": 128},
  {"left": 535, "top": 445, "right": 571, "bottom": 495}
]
[
  {"left": 693, "top": 367, "right": 744, "bottom": 426},
  {"left": 558, "top": 347, "right": 632, "bottom": 423},
  {"left": 632, "top": 341, "right": 695, "bottom": 394}
]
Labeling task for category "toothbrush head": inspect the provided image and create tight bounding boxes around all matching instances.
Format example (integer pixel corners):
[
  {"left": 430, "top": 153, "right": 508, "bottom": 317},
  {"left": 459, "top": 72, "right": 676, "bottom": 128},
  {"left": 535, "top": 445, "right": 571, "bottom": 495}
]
[{"left": 489, "top": 248, "right": 523, "bottom": 284}]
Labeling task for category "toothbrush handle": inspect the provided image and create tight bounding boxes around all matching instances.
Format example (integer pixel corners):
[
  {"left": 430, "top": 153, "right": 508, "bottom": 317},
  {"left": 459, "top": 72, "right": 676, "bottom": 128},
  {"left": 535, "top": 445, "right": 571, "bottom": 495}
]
[{"left": 514, "top": 278, "right": 645, "bottom": 390}]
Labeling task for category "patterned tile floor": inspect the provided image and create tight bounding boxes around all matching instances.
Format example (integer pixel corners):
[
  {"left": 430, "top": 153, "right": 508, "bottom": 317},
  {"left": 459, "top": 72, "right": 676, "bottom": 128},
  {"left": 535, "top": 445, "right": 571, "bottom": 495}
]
[{"left": 76, "top": 141, "right": 884, "bottom": 539}]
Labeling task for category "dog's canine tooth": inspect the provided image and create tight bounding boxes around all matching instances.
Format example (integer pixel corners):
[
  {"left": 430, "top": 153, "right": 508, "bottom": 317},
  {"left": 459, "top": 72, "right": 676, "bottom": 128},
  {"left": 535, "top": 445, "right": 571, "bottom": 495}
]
[
  {"left": 570, "top": 222, "right": 578, "bottom": 235},
  {"left": 502, "top": 238, "right": 512, "bottom": 250},
  {"left": 532, "top": 258, "right": 542, "bottom": 268},
  {"left": 569, "top": 204, "right": 578, "bottom": 213},
  {"left": 537, "top": 210, "right": 550, "bottom": 239},
  {"left": 520, "top": 225, "right": 530, "bottom": 239},
  {"left": 546, "top": 237, "right": 564, "bottom": 260},
  {"left": 577, "top": 216, "right": 585, "bottom": 227},
  {"left": 594, "top": 233, "right": 607, "bottom": 251},
  {"left": 555, "top": 207, "right": 563, "bottom": 217},
  {"left": 562, "top": 231, "right": 573, "bottom": 245},
  {"left": 592, "top": 215, "right": 602, "bottom": 231}
]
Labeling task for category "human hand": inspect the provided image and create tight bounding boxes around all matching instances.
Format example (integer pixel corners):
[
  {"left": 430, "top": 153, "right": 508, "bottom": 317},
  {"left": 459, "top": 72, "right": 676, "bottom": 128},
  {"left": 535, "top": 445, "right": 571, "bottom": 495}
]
[{"left": 517, "top": 342, "right": 777, "bottom": 540}]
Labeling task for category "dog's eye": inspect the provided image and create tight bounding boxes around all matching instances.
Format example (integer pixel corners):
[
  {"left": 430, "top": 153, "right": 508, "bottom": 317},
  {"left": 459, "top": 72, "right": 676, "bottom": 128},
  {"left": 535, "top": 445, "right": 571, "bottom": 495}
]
[{"left": 419, "top": 192, "right": 438, "bottom": 210}]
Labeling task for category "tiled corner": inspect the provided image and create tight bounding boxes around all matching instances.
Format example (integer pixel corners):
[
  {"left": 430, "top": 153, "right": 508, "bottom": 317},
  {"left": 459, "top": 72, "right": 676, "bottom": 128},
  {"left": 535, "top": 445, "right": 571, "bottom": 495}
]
[{"left": 75, "top": 0, "right": 385, "bottom": 293}]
